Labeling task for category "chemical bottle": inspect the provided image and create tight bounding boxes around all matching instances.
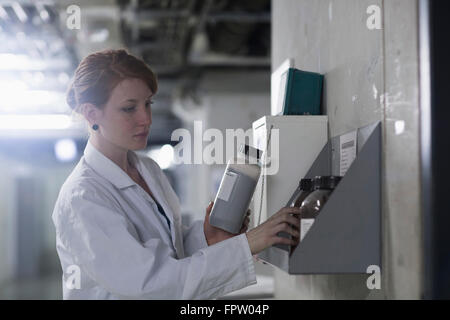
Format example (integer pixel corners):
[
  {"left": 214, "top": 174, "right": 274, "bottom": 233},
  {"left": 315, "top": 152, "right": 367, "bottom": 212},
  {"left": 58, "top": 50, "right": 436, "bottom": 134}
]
[
  {"left": 298, "top": 175, "right": 342, "bottom": 242},
  {"left": 209, "top": 144, "right": 263, "bottom": 234},
  {"left": 275, "top": 178, "right": 314, "bottom": 252},
  {"left": 288, "top": 178, "right": 314, "bottom": 208}
]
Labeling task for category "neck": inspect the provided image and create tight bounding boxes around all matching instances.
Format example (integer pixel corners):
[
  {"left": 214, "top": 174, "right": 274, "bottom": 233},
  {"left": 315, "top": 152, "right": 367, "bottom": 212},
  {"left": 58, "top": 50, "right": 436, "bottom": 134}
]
[{"left": 89, "top": 136, "right": 133, "bottom": 175}]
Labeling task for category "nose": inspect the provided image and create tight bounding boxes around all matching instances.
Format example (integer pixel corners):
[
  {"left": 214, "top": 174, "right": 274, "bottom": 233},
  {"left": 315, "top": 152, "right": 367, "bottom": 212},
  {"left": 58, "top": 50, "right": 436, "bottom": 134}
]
[{"left": 138, "top": 105, "right": 152, "bottom": 127}]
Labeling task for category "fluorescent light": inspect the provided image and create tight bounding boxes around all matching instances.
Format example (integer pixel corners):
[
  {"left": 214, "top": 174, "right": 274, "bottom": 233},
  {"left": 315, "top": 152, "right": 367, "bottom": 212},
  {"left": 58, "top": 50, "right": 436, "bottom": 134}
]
[
  {"left": 58, "top": 72, "right": 70, "bottom": 85},
  {"left": 0, "top": 114, "right": 72, "bottom": 130},
  {"left": 0, "top": 54, "right": 42, "bottom": 70},
  {"left": 0, "top": 53, "right": 70, "bottom": 71},
  {"left": 35, "top": 3, "right": 50, "bottom": 22},
  {"left": 89, "top": 29, "right": 110, "bottom": 42},
  {"left": 11, "top": 3, "right": 28, "bottom": 23},
  {"left": 55, "top": 139, "right": 77, "bottom": 162},
  {"left": 0, "top": 6, "right": 8, "bottom": 20},
  {"left": 0, "top": 80, "right": 66, "bottom": 113}
]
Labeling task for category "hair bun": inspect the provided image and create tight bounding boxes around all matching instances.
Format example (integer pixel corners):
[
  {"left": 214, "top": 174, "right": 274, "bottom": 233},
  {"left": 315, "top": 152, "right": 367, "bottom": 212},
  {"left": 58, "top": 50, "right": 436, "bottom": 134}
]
[{"left": 66, "top": 84, "right": 77, "bottom": 110}]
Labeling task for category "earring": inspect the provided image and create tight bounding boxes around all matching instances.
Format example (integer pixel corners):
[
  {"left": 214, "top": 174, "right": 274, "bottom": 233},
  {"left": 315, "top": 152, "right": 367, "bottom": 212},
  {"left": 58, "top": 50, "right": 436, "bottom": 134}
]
[{"left": 92, "top": 124, "right": 99, "bottom": 131}]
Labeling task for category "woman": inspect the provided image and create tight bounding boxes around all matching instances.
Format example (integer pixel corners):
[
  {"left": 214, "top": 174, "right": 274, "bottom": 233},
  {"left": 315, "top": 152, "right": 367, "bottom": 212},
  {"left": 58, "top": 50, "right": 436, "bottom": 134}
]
[{"left": 52, "top": 49, "right": 300, "bottom": 299}]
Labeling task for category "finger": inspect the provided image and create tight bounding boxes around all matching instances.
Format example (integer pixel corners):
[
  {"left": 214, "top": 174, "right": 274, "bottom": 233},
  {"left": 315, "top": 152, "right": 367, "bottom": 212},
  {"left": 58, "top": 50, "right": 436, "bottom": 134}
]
[
  {"left": 239, "top": 220, "right": 249, "bottom": 234},
  {"left": 275, "top": 222, "right": 300, "bottom": 238},
  {"left": 206, "top": 201, "right": 214, "bottom": 212},
  {"left": 276, "top": 211, "right": 301, "bottom": 227},
  {"left": 272, "top": 236, "right": 298, "bottom": 246},
  {"left": 270, "top": 207, "right": 300, "bottom": 223},
  {"left": 271, "top": 214, "right": 297, "bottom": 229},
  {"left": 280, "top": 207, "right": 302, "bottom": 215},
  {"left": 205, "top": 201, "right": 214, "bottom": 220},
  {"left": 285, "top": 215, "right": 300, "bottom": 228}
]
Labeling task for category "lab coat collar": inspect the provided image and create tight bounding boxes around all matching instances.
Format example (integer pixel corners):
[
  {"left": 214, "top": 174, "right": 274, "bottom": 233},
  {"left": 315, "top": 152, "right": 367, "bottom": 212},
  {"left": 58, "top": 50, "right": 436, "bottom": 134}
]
[
  {"left": 83, "top": 140, "right": 138, "bottom": 189},
  {"left": 84, "top": 140, "right": 181, "bottom": 256}
]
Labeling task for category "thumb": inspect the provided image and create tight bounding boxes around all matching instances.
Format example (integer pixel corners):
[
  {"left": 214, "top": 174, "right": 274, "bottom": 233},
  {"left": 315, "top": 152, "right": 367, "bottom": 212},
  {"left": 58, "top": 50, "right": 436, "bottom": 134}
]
[{"left": 205, "top": 201, "right": 214, "bottom": 217}]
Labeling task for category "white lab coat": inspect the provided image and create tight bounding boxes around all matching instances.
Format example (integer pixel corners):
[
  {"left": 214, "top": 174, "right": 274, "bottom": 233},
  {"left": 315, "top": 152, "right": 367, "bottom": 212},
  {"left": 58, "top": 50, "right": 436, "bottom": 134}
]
[{"left": 52, "top": 140, "right": 256, "bottom": 299}]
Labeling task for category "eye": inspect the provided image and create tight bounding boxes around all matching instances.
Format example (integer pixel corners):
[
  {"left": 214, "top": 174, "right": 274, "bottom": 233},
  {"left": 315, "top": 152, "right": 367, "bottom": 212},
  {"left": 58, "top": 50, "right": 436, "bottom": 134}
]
[
  {"left": 122, "top": 106, "right": 135, "bottom": 113},
  {"left": 145, "top": 100, "right": 154, "bottom": 108}
]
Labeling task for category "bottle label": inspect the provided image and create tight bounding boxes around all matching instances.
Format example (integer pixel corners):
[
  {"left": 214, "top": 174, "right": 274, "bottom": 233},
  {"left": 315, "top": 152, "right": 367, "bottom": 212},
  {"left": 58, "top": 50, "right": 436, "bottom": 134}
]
[
  {"left": 217, "top": 171, "right": 238, "bottom": 202},
  {"left": 300, "top": 219, "right": 315, "bottom": 241}
]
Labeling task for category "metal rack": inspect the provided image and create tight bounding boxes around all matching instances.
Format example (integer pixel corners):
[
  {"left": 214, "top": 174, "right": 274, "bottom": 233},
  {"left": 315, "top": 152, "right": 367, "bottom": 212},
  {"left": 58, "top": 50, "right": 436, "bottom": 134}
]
[{"left": 258, "top": 121, "right": 382, "bottom": 274}]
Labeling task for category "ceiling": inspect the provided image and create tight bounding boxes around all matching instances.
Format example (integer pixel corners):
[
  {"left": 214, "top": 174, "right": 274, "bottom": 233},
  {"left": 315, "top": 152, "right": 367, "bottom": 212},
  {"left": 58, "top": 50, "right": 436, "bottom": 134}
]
[
  {"left": 0, "top": 0, "right": 271, "bottom": 144},
  {"left": 117, "top": 0, "right": 270, "bottom": 75}
]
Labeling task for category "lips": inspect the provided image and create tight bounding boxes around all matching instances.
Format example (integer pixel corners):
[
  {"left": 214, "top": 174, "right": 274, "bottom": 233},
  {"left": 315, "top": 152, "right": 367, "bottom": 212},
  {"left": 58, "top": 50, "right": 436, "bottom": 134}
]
[{"left": 134, "top": 130, "right": 149, "bottom": 137}]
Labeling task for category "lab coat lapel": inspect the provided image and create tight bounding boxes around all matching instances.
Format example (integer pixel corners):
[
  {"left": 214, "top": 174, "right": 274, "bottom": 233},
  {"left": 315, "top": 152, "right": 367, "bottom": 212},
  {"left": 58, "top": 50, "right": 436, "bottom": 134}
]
[
  {"left": 137, "top": 160, "right": 174, "bottom": 224},
  {"left": 156, "top": 180, "right": 185, "bottom": 259},
  {"left": 84, "top": 142, "right": 185, "bottom": 257},
  {"left": 135, "top": 157, "right": 184, "bottom": 257}
]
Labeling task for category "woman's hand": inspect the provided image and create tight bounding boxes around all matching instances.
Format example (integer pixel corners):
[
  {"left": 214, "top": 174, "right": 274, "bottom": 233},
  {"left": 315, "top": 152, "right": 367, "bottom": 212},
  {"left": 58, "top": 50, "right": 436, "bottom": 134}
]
[
  {"left": 203, "top": 201, "right": 251, "bottom": 246},
  {"left": 239, "top": 209, "right": 251, "bottom": 234},
  {"left": 245, "top": 207, "right": 301, "bottom": 255},
  {"left": 203, "top": 201, "right": 233, "bottom": 246}
]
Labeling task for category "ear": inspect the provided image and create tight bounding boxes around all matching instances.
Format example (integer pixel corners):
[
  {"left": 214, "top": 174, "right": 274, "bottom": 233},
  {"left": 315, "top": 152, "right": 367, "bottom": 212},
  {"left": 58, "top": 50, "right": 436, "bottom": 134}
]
[{"left": 79, "top": 103, "right": 101, "bottom": 127}]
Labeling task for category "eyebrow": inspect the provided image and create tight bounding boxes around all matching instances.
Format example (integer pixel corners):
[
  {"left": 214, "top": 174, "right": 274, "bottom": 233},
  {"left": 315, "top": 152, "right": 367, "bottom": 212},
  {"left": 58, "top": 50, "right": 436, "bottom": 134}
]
[{"left": 121, "top": 94, "right": 153, "bottom": 104}]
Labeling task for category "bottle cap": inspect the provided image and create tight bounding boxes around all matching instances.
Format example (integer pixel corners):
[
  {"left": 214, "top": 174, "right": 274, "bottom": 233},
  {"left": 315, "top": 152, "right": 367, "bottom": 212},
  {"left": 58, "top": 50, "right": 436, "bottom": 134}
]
[
  {"left": 239, "top": 144, "right": 264, "bottom": 165},
  {"left": 299, "top": 178, "right": 313, "bottom": 191},
  {"left": 313, "top": 176, "right": 342, "bottom": 190}
]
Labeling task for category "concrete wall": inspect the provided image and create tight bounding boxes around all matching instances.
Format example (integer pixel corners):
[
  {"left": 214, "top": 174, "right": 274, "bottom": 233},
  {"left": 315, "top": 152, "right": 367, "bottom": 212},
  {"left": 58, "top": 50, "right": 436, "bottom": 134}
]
[{"left": 271, "top": 0, "right": 422, "bottom": 299}]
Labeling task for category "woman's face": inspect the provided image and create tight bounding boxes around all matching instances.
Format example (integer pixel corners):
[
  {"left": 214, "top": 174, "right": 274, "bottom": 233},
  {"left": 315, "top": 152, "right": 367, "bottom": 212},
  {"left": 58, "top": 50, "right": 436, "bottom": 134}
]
[{"left": 96, "top": 77, "right": 153, "bottom": 151}]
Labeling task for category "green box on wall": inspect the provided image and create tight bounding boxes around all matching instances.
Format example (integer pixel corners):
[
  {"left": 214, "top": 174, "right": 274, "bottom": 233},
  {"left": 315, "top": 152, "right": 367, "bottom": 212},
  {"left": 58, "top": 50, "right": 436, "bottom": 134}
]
[{"left": 279, "top": 68, "right": 324, "bottom": 115}]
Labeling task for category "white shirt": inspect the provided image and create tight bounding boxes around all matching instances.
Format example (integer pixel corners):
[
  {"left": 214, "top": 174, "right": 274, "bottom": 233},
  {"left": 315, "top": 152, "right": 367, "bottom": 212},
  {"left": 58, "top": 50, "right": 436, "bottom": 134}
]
[{"left": 52, "top": 140, "right": 256, "bottom": 299}]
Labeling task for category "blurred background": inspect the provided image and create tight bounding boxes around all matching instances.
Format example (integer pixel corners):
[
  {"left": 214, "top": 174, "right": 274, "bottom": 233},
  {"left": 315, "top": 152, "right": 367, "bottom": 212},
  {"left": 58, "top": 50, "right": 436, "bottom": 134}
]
[{"left": 0, "top": 0, "right": 273, "bottom": 299}]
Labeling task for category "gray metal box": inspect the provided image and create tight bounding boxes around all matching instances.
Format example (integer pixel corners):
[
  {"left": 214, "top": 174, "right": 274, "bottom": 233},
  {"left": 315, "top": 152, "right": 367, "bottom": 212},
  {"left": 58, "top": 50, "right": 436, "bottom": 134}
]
[{"left": 257, "top": 122, "right": 381, "bottom": 274}]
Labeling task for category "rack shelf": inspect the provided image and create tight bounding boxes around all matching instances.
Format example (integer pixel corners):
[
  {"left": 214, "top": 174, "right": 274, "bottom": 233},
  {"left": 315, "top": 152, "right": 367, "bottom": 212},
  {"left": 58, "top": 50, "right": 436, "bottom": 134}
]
[{"left": 257, "top": 121, "right": 381, "bottom": 274}]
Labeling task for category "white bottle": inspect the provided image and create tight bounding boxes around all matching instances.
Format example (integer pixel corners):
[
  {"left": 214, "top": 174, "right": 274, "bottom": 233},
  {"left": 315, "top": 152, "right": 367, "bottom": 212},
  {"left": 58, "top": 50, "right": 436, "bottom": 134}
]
[{"left": 209, "top": 145, "right": 262, "bottom": 234}]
